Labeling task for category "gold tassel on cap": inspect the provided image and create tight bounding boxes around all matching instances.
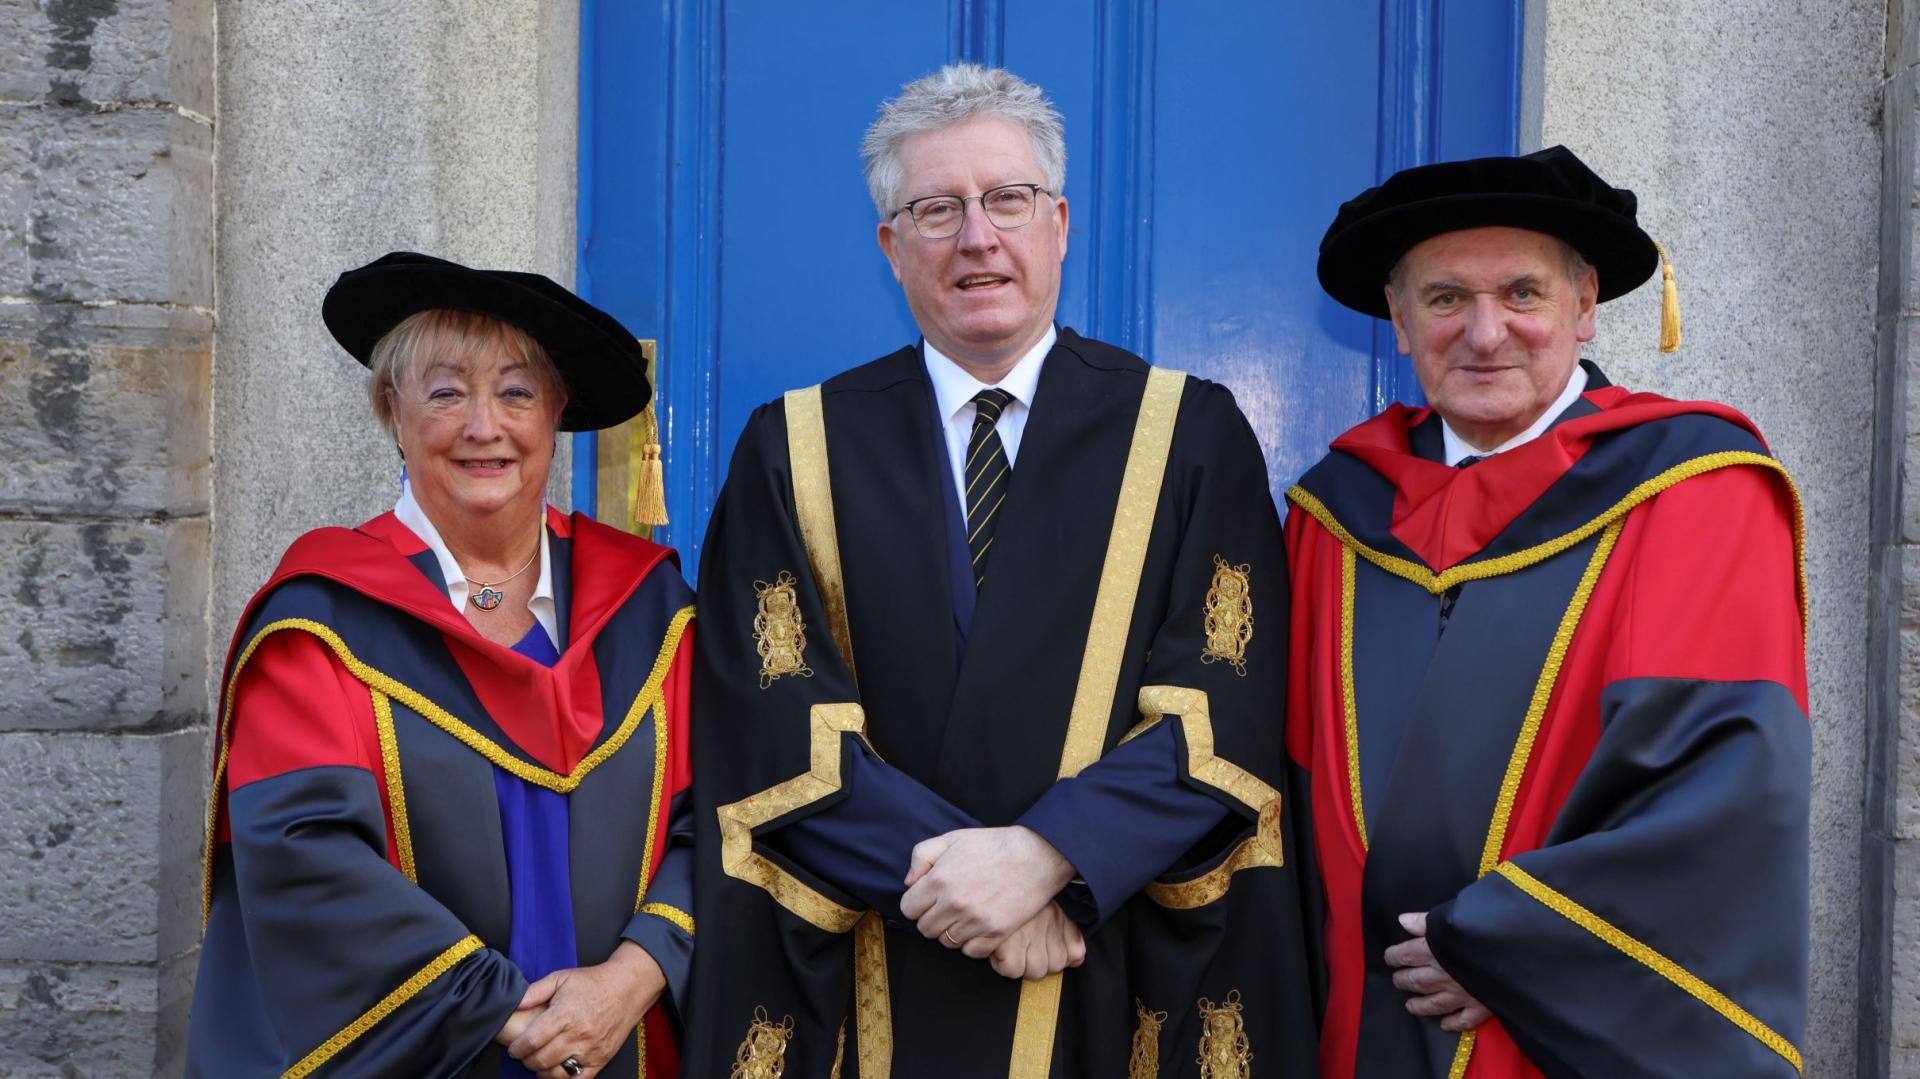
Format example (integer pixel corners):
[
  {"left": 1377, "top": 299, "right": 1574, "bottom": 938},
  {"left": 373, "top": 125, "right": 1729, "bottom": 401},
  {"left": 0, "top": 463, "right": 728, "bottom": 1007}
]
[
  {"left": 1655, "top": 241, "right": 1682, "bottom": 353},
  {"left": 628, "top": 400, "right": 670, "bottom": 528}
]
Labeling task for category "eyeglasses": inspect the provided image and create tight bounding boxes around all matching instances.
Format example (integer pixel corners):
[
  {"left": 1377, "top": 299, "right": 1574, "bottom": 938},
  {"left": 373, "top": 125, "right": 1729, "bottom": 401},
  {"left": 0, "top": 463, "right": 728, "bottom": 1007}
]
[{"left": 891, "top": 184, "right": 1053, "bottom": 239}]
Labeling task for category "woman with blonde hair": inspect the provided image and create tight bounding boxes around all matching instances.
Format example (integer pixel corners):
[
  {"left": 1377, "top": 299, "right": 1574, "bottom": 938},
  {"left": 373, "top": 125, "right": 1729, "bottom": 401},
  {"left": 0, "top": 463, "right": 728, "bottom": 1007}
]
[{"left": 188, "top": 253, "right": 692, "bottom": 1078}]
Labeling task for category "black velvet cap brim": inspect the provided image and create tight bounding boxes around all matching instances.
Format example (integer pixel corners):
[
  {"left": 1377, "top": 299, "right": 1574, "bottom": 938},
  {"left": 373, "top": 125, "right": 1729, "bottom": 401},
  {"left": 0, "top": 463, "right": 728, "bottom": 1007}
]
[
  {"left": 321, "top": 252, "right": 651, "bottom": 432},
  {"left": 1316, "top": 147, "right": 1660, "bottom": 319}
]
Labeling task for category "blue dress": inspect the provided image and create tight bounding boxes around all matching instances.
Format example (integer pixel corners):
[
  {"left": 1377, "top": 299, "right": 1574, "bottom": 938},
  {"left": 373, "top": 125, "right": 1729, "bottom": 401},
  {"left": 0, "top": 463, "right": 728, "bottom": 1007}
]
[{"left": 496, "top": 623, "right": 576, "bottom": 1078}]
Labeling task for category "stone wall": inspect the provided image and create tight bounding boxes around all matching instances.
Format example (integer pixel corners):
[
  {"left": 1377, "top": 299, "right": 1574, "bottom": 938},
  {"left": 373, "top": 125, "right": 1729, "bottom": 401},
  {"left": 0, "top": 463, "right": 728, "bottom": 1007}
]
[
  {"left": 1541, "top": 0, "right": 1885, "bottom": 1074},
  {"left": 0, "top": 0, "right": 214, "bottom": 1072},
  {"left": 0, "top": 0, "right": 578, "bottom": 1070},
  {"left": 1874, "top": 2, "right": 1920, "bottom": 1076},
  {"left": 212, "top": 0, "right": 581, "bottom": 650}
]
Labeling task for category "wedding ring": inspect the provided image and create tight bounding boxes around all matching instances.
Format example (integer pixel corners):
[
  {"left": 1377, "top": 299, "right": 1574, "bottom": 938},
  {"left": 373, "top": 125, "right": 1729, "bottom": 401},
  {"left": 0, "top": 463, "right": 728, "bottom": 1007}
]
[
  {"left": 941, "top": 928, "right": 961, "bottom": 947},
  {"left": 561, "top": 1056, "right": 582, "bottom": 1076}
]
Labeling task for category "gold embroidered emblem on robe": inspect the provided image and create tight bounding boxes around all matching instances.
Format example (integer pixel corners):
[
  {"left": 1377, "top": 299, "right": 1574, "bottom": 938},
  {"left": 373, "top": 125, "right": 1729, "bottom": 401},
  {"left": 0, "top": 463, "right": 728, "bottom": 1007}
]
[
  {"left": 1130, "top": 999, "right": 1168, "bottom": 1079},
  {"left": 1196, "top": 990, "right": 1252, "bottom": 1078},
  {"left": 753, "top": 572, "right": 812, "bottom": 688},
  {"left": 730, "top": 1007, "right": 795, "bottom": 1078},
  {"left": 1202, "top": 555, "right": 1254, "bottom": 675}
]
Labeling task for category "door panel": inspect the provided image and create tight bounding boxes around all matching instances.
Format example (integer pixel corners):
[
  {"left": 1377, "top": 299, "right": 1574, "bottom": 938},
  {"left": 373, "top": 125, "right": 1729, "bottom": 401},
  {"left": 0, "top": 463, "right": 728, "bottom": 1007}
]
[
  {"left": 579, "top": 0, "right": 1523, "bottom": 574},
  {"left": 1146, "top": 5, "right": 1387, "bottom": 484}
]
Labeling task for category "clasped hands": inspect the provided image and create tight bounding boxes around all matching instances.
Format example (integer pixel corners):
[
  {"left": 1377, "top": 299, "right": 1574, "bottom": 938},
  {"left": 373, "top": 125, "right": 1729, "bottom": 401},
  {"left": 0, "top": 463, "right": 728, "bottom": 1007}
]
[
  {"left": 493, "top": 940, "right": 666, "bottom": 1078},
  {"left": 900, "top": 825, "right": 1088, "bottom": 980}
]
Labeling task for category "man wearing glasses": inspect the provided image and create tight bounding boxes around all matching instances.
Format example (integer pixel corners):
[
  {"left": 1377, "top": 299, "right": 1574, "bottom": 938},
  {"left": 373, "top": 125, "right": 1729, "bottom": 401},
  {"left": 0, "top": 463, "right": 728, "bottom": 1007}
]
[{"left": 686, "top": 64, "right": 1318, "bottom": 1077}]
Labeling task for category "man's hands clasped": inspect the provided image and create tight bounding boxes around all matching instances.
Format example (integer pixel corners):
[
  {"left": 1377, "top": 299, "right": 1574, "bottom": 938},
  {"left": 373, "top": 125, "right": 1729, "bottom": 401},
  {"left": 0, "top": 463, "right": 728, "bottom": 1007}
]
[{"left": 899, "top": 825, "right": 1088, "bottom": 980}]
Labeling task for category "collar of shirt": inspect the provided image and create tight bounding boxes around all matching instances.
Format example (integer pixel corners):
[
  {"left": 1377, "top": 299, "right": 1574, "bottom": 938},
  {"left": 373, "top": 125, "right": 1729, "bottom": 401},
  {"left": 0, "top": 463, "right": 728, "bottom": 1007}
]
[
  {"left": 924, "top": 325, "right": 1056, "bottom": 507},
  {"left": 1440, "top": 364, "right": 1589, "bottom": 467},
  {"left": 393, "top": 478, "right": 559, "bottom": 647}
]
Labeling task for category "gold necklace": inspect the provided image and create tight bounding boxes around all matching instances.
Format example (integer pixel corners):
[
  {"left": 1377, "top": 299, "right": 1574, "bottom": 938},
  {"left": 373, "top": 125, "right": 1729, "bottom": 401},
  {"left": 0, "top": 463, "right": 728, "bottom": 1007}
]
[{"left": 462, "top": 534, "right": 540, "bottom": 612}]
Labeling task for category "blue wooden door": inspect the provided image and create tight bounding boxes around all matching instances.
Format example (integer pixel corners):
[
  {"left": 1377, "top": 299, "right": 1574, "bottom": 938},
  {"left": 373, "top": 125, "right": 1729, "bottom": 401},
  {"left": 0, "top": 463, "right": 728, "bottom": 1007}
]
[{"left": 577, "top": 0, "right": 1524, "bottom": 574}]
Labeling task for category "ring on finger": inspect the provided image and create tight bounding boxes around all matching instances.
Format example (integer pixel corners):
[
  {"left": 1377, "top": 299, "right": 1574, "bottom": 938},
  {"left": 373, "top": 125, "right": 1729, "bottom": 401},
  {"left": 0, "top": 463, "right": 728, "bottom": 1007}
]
[
  {"left": 561, "top": 1056, "right": 583, "bottom": 1077},
  {"left": 941, "top": 927, "right": 961, "bottom": 948}
]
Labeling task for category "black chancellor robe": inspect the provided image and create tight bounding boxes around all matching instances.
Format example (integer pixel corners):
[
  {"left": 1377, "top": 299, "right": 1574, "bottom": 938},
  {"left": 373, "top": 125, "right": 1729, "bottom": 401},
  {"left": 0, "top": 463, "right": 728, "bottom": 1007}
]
[{"left": 684, "top": 329, "right": 1318, "bottom": 1077}]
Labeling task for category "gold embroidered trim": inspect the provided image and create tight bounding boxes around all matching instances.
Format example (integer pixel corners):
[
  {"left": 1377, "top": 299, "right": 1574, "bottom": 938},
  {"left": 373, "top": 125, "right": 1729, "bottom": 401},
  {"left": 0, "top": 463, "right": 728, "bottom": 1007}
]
[
  {"left": 1136, "top": 686, "right": 1279, "bottom": 816},
  {"left": 1129, "top": 1000, "right": 1167, "bottom": 1079},
  {"left": 369, "top": 691, "right": 417, "bottom": 884},
  {"left": 638, "top": 902, "right": 695, "bottom": 935},
  {"left": 729, "top": 1007, "right": 795, "bottom": 1079},
  {"left": 632, "top": 645, "right": 679, "bottom": 1079},
  {"left": 774, "top": 393, "right": 864, "bottom": 727},
  {"left": 1058, "top": 366, "right": 1188, "bottom": 780},
  {"left": 831, "top": 1020, "right": 847, "bottom": 1079},
  {"left": 1118, "top": 713, "right": 1162, "bottom": 745},
  {"left": 1013, "top": 367, "right": 1187, "bottom": 1079},
  {"left": 1477, "top": 521, "right": 1620, "bottom": 877},
  {"left": 855, "top": 910, "right": 894, "bottom": 1077},
  {"left": 634, "top": 655, "right": 674, "bottom": 913},
  {"left": 784, "top": 385, "right": 857, "bottom": 682},
  {"left": 1200, "top": 554, "right": 1253, "bottom": 675},
  {"left": 1195, "top": 990, "right": 1252, "bottom": 1079},
  {"left": 1147, "top": 798, "right": 1285, "bottom": 910},
  {"left": 1448, "top": 520, "right": 1622, "bottom": 1078},
  {"left": 1446, "top": 1032, "right": 1475, "bottom": 1079},
  {"left": 754, "top": 571, "right": 813, "bottom": 687},
  {"left": 1493, "top": 861, "right": 1804, "bottom": 1073},
  {"left": 1339, "top": 546, "right": 1367, "bottom": 851},
  {"left": 201, "top": 607, "right": 694, "bottom": 927},
  {"left": 280, "top": 934, "right": 483, "bottom": 1078},
  {"left": 1137, "top": 686, "right": 1282, "bottom": 909},
  {"left": 715, "top": 702, "right": 867, "bottom": 933},
  {"left": 781, "top": 387, "right": 894, "bottom": 1062},
  {"left": 1284, "top": 451, "right": 1809, "bottom": 632},
  {"left": 1010, "top": 978, "right": 1063, "bottom": 1079}
]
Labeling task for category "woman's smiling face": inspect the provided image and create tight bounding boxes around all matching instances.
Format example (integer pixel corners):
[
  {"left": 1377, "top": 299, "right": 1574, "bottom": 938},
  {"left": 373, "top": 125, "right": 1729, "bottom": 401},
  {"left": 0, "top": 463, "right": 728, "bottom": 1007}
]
[{"left": 387, "top": 315, "right": 565, "bottom": 528}]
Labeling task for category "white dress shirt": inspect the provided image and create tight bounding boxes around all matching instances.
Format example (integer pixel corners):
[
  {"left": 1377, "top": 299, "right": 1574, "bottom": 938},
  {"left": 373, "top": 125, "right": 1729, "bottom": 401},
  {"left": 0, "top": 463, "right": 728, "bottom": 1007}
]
[
  {"left": 1441, "top": 365, "right": 1589, "bottom": 466},
  {"left": 393, "top": 478, "right": 559, "bottom": 646},
  {"left": 924, "top": 326, "right": 1056, "bottom": 509}
]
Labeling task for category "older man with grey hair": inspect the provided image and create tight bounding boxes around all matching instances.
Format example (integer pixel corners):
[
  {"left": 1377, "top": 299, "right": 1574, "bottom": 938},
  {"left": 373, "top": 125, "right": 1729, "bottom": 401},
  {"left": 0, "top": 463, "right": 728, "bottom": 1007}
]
[
  {"left": 684, "top": 64, "right": 1319, "bottom": 1077},
  {"left": 1291, "top": 147, "right": 1810, "bottom": 1078}
]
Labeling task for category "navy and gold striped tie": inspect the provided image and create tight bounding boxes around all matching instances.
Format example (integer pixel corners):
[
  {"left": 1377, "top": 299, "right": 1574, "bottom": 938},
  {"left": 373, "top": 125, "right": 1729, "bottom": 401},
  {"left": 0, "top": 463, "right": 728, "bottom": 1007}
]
[{"left": 964, "top": 388, "right": 1014, "bottom": 586}]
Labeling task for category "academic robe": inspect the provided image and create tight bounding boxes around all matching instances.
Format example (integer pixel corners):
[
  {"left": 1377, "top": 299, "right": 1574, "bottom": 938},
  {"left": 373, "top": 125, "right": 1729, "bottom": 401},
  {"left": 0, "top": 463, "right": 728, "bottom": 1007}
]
[
  {"left": 187, "top": 507, "right": 695, "bottom": 1078},
  {"left": 1284, "top": 363, "right": 1811, "bottom": 1078},
  {"left": 684, "top": 328, "right": 1319, "bottom": 1078}
]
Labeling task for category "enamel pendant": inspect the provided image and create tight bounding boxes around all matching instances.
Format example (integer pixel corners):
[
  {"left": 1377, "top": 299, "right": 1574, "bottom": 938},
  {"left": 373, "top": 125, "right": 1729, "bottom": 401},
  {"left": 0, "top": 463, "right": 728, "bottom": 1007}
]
[{"left": 471, "top": 587, "right": 505, "bottom": 611}]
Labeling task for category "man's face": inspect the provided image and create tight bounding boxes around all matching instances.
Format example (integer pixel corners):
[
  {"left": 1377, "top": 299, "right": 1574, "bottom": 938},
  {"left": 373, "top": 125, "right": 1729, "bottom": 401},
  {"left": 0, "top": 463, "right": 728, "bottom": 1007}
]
[
  {"left": 876, "top": 115, "right": 1069, "bottom": 371},
  {"left": 1384, "top": 226, "right": 1598, "bottom": 449}
]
